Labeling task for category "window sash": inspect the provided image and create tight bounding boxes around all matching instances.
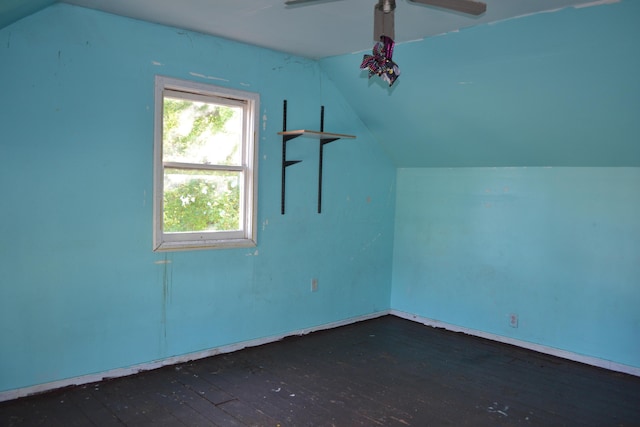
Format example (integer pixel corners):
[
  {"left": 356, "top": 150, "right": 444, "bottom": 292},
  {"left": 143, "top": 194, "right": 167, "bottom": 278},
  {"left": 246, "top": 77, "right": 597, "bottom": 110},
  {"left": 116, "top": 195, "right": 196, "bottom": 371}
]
[{"left": 163, "top": 161, "right": 243, "bottom": 172}]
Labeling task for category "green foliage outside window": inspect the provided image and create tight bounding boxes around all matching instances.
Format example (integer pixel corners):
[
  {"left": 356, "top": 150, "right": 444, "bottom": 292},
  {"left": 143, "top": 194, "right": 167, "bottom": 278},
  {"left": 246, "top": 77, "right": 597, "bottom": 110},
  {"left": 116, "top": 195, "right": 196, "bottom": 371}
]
[
  {"left": 162, "top": 98, "right": 240, "bottom": 232},
  {"left": 163, "top": 99, "right": 235, "bottom": 157},
  {"left": 163, "top": 177, "right": 240, "bottom": 232}
]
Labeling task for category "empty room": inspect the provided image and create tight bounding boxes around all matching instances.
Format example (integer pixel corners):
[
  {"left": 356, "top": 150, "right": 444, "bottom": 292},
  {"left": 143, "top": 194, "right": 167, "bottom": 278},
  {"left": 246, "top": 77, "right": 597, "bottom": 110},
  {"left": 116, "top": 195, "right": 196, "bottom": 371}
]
[{"left": 1, "top": 0, "right": 639, "bottom": 425}]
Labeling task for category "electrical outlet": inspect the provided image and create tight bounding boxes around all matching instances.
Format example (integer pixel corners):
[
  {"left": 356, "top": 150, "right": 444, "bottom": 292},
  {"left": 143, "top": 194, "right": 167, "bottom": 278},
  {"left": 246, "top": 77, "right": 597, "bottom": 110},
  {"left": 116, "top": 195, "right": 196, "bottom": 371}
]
[
  {"left": 509, "top": 313, "right": 519, "bottom": 328},
  {"left": 311, "top": 278, "right": 318, "bottom": 292}
]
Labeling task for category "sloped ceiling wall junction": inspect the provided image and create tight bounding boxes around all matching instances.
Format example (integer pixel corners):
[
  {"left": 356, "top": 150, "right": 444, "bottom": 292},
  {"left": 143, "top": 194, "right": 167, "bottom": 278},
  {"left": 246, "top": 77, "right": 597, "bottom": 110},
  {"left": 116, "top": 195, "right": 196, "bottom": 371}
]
[
  {"left": 3, "top": 1, "right": 637, "bottom": 167},
  {"left": 0, "top": 0, "right": 55, "bottom": 30},
  {"left": 320, "top": 1, "right": 640, "bottom": 167}
]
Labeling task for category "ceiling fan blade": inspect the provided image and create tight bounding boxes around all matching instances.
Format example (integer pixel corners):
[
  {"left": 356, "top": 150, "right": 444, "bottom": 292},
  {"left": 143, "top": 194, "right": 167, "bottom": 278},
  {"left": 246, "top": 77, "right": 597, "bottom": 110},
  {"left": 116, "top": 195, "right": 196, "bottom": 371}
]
[
  {"left": 285, "top": 0, "right": 343, "bottom": 6},
  {"left": 374, "top": 1, "right": 395, "bottom": 40},
  {"left": 409, "top": 0, "right": 486, "bottom": 16}
]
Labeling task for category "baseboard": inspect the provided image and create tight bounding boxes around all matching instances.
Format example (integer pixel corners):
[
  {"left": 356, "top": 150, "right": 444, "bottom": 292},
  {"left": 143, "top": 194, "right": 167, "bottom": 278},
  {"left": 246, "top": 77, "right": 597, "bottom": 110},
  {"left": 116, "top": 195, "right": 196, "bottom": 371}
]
[
  {"left": 390, "top": 309, "right": 640, "bottom": 378},
  {"left": 0, "top": 310, "right": 390, "bottom": 403},
  {"left": 5, "top": 308, "right": 635, "bottom": 403}
]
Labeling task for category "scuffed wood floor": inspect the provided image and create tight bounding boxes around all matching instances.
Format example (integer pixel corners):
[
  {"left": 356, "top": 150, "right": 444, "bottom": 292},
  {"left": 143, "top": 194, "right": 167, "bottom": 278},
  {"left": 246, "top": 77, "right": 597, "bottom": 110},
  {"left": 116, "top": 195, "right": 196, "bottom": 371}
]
[{"left": 1, "top": 315, "right": 639, "bottom": 426}]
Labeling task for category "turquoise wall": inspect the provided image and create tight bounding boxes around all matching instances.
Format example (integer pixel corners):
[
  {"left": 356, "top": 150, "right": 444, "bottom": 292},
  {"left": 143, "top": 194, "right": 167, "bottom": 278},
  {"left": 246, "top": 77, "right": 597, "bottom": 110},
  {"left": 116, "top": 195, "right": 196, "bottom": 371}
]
[
  {"left": 0, "top": 4, "right": 396, "bottom": 393},
  {"left": 392, "top": 168, "right": 640, "bottom": 367},
  {"left": 2, "top": 0, "right": 639, "bottom": 396},
  {"left": 327, "top": 0, "right": 640, "bottom": 370}
]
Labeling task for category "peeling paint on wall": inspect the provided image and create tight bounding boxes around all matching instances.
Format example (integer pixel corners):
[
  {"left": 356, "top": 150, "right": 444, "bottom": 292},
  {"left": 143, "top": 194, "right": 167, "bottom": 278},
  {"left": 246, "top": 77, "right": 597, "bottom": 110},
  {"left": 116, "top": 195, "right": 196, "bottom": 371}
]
[
  {"left": 362, "top": 233, "right": 382, "bottom": 252},
  {"left": 189, "top": 72, "right": 229, "bottom": 82}
]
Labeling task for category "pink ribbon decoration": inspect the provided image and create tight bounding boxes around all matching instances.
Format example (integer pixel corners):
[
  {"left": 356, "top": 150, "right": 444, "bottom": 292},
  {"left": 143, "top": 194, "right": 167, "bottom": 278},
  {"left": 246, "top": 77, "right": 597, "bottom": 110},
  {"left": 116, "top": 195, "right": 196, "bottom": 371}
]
[{"left": 360, "top": 35, "right": 400, "bottom": 86}]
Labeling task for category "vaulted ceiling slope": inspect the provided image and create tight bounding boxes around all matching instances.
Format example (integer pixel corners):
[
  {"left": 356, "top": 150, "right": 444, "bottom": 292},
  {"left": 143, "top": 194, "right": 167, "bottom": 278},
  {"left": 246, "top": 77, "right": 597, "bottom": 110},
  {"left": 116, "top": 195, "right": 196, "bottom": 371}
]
[
  {"left": 320, "top": 0, "right": 640, "bottom": 167},
  {"left": 0, "top": 0, "right": 56, "bottom": 31},
  {"left": 2, "top": 1, "right": 638, "bottom": 167}
]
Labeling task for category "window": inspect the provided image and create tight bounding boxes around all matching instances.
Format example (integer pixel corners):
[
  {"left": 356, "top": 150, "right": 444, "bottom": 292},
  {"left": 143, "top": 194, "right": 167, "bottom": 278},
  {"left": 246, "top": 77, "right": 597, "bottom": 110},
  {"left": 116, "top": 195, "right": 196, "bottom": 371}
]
[{"left": 153, "top": 76, "right": 259, "bottom": 251}]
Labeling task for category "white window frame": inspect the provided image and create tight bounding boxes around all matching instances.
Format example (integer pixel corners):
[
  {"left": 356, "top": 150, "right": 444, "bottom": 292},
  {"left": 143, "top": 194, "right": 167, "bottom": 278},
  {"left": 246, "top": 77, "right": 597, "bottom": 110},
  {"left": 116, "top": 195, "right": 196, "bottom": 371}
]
[{"left": 153, "top": 76, "right": 259, "bottom": 251}]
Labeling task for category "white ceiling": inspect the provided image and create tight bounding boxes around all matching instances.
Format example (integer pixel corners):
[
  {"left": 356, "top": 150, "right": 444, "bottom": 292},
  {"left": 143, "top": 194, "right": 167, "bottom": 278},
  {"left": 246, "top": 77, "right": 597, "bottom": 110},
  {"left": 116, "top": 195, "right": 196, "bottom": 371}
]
[{"left": 58, "top": 0, "right": 601, "bottom": 59}]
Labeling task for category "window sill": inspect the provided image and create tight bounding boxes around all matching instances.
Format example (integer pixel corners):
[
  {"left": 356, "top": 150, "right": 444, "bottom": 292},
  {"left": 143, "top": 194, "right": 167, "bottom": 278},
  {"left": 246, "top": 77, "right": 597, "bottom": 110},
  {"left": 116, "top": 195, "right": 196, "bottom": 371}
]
[{"left": 153, "top": 238, "right": 257, "bottom": 252}]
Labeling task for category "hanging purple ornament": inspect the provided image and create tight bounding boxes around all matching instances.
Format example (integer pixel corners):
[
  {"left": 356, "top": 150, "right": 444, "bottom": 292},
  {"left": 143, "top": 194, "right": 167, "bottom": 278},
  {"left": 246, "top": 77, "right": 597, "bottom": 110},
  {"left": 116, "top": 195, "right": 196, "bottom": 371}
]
[
  {"left": 382, "top": 35, "right": 394, "bottom": 59},
  {"left": 360, "top": 35, "right": 400, "bottom": 86},
  {"left": 360, "top": 41, "right": 386, "bottom": 78}
]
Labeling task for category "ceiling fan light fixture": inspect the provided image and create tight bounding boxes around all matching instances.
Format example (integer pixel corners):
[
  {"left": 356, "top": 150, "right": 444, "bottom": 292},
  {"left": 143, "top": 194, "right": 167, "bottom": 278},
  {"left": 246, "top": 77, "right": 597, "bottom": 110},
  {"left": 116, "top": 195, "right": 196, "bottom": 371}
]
[{"left": 408, "top": 0, "right": 486, "bottom": 16}]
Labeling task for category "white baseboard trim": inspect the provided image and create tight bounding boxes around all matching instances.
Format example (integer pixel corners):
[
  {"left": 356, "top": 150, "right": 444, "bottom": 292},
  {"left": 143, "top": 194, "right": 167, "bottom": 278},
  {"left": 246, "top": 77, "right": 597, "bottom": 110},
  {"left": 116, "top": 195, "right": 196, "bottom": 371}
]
[
  {"left": 391, "top": 309, "right": 640, "bottom": 378},
  {"left": 4, "top": 308, "right": 637, "bottom": 403},
  {"left": 0, "top": 310, "right": 390, "bottom": 403}
]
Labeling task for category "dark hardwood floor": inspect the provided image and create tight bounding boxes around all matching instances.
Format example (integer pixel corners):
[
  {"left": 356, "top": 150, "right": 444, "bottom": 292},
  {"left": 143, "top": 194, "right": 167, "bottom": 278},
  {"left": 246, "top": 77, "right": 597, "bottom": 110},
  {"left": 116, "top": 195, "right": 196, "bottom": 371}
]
[{"left": 2, "top": 315, "right": 639, "bottom": 426}]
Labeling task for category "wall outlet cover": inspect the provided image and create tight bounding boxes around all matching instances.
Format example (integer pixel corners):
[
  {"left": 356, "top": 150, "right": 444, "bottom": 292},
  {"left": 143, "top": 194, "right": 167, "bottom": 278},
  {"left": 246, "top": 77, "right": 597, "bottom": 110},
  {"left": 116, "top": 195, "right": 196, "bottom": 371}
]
[{"left": 509, "top": 313, "right": 519, "bottom": 328}]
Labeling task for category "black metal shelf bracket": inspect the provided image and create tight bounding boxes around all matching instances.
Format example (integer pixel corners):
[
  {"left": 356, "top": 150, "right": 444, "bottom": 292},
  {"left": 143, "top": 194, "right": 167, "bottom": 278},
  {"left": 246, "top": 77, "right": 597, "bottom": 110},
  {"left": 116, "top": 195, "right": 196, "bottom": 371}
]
[
  {"left": 317, "top": 106, "right": 339, "bottom": 214},
  {"left": 281, "top": 100, "right": 302, "bottom": 215}
]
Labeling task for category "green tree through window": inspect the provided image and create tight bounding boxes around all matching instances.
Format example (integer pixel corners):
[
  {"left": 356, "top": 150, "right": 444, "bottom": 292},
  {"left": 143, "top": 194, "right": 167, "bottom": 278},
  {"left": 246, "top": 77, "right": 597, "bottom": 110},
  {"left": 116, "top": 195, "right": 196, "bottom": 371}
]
[
  {"left": 162, "top": 97, "right": 239, "bottom": 232},
  {"left": 163, "top": 173, "right": 240, "bottom": 232}
]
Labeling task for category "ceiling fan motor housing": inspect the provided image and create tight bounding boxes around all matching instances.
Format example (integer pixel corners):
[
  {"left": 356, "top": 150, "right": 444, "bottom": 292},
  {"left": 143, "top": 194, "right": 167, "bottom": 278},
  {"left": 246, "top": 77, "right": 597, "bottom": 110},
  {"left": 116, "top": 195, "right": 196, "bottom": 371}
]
[{"left": 378, "top": 0, "right": 396, "bottom": 13}]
